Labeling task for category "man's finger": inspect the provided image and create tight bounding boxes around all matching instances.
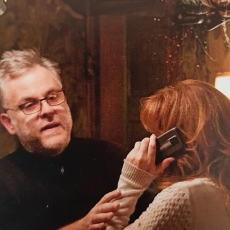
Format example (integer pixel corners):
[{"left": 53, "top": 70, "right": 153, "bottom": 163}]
[
  {"left": 89, "top": 222, "right": 106, "bottom": 230},
  {"left": 95, "top": 201, "right": 120, "bottom": 214},
  {"left": 97, "top": 190, "right": 120, "bottom": 205},
  {"left": 91, "top": 212, "right": 115, "bottom": 224}
]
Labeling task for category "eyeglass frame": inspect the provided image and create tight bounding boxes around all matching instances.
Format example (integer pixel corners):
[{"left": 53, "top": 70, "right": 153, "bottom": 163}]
[{"left": 4, "top": 90, "right": 66, "bottom": 115}]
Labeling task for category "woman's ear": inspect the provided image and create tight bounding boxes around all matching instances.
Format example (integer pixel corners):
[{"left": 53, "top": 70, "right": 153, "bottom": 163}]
[{"left": 0, "top": 113, "right": 16, "bottom": 135}]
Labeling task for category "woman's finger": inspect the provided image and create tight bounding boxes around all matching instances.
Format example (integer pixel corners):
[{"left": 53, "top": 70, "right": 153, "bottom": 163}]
[
  {"left": 134, "top": 141, "right": 141, "bottom": 150},
  {"left": 139, "top": 137, "right": 150, "bottom": 157},
  {"left": 148, "top": 134, "right": 156, "bottom": 161},
  {"left": 155, "top": 157, "right": 175, "bottom": 174}
]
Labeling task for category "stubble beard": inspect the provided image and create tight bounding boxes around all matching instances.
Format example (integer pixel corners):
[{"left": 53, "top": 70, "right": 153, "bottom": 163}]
[{"left": 14, "top": 114, "right": 73, "bottom": 156}]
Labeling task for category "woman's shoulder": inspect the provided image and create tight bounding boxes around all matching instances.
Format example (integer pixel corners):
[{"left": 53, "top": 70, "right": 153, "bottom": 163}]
[
  {"left": 154, "top": 178, "right": 220, "bottom": 205},
  {"left": 166, "top": 178, "right": 218, "bottom": 191},
  {"left": 155, "top": 178, "right": 230, "bottom": 230}
]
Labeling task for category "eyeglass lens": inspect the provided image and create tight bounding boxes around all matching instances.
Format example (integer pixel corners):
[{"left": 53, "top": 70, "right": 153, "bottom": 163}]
[{"left": 21, "top": 91, "right": 65, "bottom": 115}]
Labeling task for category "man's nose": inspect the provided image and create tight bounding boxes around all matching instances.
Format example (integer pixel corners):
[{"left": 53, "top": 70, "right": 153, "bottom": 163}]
[{"left": 39, "top": 100, "right": 55, "bottom": 115}]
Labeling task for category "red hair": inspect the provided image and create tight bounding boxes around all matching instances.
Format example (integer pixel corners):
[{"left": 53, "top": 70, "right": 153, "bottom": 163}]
[{"left": 140, "top": 79, "right": 230, "bottom": 197}]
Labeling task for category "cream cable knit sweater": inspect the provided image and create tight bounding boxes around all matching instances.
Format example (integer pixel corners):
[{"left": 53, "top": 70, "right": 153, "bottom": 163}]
[{"left": 107, "top": 161, "right": 230, "bottom": 230}]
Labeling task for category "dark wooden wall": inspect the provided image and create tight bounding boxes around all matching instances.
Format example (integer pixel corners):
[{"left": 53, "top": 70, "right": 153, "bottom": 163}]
[{"left": 0, "top": 0, "right": 230, "bottom": 157}]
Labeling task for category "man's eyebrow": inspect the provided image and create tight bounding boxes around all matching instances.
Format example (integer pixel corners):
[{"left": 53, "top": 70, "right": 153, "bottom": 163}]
[
  {"left": 18, "top": 96, "right": 38, "bottom": 103},
  {"left": 47, "top": 89, "right": 63, "bottom": 94},
  {"left": 18, "top": 89, "right": 62, "bottom": 103}
]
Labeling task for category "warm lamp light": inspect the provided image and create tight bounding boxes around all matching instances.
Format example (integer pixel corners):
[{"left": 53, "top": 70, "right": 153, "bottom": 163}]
[{"left": 215, "top": 73, "right": 230, "bottom": 99}]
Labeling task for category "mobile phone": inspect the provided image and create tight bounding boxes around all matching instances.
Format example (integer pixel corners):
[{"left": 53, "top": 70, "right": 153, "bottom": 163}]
[{"left": 155, "top": 127, "right": 184, "bottom": 165}]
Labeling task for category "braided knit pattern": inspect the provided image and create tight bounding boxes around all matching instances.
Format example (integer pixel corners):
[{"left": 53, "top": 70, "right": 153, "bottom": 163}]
[{"left": 131, "top": 184, "right": 191, "bottom": 230}]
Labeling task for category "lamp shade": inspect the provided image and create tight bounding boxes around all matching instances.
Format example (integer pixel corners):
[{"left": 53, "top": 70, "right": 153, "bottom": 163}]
[{"left": 215, "top": 72, "right": 230, "bottom": 99}]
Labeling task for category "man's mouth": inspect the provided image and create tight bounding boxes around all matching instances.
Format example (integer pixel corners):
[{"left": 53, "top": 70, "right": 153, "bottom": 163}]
[{"left": 41, "top": 123, "right": 60, "bottom": 132}]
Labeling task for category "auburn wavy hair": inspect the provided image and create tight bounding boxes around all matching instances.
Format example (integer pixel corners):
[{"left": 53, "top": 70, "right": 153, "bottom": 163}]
[{"left": 140, "top": 79, "right": 230, "bottom": 198}]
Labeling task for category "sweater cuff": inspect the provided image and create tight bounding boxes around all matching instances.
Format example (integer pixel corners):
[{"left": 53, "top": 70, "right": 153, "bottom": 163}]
[{"left": 122, "top": 160, "right": 155, "bottom": 188}]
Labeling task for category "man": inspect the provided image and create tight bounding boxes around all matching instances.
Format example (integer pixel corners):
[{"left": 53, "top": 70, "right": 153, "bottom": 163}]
[{"left": 0, "top": 49, "right": 153, "bottom": 230}]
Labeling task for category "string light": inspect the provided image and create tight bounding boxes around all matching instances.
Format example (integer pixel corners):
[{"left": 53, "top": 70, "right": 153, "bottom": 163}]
[{"left": 193, "top": 27, "right": 216, "bottom": 62}]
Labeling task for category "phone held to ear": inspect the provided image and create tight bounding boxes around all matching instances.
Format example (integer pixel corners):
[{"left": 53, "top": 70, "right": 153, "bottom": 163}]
[{"left": 155, "top": 127, "right": 184, "bottom": 165}]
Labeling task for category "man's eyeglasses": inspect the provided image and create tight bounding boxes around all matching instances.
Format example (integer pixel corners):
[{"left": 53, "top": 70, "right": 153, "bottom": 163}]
[{"left": 5, "top": 90, "right": 66, "bottom": 115}]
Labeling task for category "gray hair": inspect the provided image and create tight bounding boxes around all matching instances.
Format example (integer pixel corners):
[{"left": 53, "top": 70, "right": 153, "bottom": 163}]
[{"left": 0, "top": 49, "right": 62, "bottom": 107}]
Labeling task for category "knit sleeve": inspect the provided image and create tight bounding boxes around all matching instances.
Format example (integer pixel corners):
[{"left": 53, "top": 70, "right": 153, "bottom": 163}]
[
  {"left": 106, "top": 160, "right": 156, "bottom": 230},
  {"left": 124, "top": 184, "right": 192, "bottom": 230},
  {"left": 106, "top": 160, "right": 192, "bottom": 230}
]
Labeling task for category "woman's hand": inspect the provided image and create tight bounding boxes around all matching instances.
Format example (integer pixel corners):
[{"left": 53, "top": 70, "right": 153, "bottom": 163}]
[{"left": 126, "top": 134, "right": 174, "bottom": 177}]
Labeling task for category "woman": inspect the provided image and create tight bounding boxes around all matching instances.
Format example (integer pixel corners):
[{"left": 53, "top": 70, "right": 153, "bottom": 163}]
[{"left": 106, "top": 79, "right": 230, "bottom": 230}]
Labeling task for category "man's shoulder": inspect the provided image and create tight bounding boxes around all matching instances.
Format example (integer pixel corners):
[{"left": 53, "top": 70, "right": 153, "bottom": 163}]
[
  {"left": 68, "top": 137, "right": 128, "bottom": 158},
  {"left": 0, "top": 149, "right": 26, "bottom": 188},
  {"left": 70, "top": 136, "right": 123, "bottom": 147},
  {"left": 0, "top": 149, "right": 19, "bottom": 168}
]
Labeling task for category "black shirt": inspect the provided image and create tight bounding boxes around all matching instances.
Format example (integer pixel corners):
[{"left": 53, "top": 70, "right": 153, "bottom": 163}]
[{"left": 0, "top": 137, "right": 154, "bottom": 230}]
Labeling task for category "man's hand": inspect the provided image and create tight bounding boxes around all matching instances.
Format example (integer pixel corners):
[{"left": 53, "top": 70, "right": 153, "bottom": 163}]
[{"left": 59, "top": 189, "right": 121, "bottom": 230}]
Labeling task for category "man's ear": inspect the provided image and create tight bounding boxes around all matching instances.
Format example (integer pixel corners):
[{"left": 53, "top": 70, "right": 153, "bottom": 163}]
[{"left": 0, "top": 113, "right": 16, "bottom": 135}]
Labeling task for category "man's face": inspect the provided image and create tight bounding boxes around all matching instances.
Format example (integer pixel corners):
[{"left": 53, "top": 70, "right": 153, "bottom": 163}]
[{"left": 0, "top": 65, "right": 73, "bottom": 155}]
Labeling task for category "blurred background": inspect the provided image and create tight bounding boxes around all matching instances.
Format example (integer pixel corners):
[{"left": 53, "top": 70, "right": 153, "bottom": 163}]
[{"left": 0, "top": 0, "right": 230, "bottom": 158}]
